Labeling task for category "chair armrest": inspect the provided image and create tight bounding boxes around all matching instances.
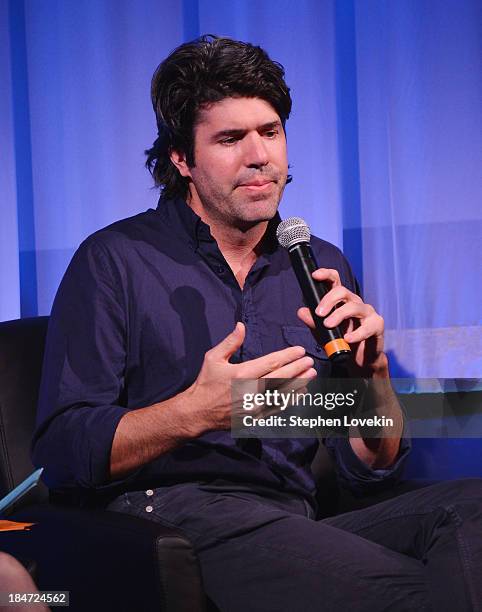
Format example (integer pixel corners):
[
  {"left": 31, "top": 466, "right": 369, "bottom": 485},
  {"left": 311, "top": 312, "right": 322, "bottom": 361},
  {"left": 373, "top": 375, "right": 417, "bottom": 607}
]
[{"left": 1, "top": 503, "right": 206, "bottom": 612}]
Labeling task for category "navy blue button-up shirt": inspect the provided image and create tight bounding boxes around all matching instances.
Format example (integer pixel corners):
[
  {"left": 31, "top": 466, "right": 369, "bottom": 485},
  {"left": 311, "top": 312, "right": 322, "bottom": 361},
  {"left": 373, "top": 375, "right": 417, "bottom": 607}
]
[{"left": 32, "top": 197, "right": 409, "bottom": 504}]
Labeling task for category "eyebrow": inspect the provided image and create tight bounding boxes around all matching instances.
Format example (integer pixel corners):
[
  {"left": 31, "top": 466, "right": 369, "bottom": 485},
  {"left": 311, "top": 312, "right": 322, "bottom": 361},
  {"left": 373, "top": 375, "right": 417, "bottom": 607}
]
[{"left": 212, "top": 120, "right": 282, "bottom": 140}]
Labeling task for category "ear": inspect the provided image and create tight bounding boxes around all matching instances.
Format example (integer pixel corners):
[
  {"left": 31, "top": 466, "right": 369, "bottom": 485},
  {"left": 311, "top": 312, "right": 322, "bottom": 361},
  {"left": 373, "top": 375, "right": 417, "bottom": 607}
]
[{"left": 169, "top": 148, "right": 192, "bottom": 179}]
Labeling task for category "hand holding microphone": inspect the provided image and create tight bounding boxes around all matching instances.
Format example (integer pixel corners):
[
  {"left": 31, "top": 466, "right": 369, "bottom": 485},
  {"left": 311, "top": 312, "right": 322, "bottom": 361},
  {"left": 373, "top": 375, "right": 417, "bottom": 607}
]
[
  {"left": 277, "top": 217, "right": 388, "bottom": 376},
  {"left": 277, "top": 217, "right": 351, "bottom": 364}
]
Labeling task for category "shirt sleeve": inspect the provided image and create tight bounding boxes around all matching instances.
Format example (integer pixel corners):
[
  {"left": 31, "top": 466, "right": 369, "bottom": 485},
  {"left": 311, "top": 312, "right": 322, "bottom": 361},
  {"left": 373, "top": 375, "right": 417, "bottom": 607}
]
[
  {"left": 323, "top": 434, "right": 411, "bottom": 496},
  {"left": 31, "top": 235, "right": 133, "bottom": 491},
  {"left": 313, "top": 239, "right": 412, "bottom": 494}
]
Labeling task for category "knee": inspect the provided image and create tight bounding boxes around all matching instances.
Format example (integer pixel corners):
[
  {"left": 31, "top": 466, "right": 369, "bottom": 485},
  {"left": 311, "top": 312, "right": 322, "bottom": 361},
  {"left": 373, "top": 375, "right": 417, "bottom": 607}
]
[
  {"left": 0, "top": 552, "right": 27, "bottom": 590},
  {"left": 448, "top": 478, "right": 482, "bottom": 502},
  {"left": 0, "top": 552, "right": 35, "bottom": 592},
  {"left": 0, "top": 552, "right": 24, "bottom": 578}
]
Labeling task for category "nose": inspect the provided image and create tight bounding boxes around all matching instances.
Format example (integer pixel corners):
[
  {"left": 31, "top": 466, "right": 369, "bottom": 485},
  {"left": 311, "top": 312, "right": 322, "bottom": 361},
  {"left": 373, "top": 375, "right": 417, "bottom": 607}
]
[{"left": 244, "top": 132, "right": 269, "bottom": 168}]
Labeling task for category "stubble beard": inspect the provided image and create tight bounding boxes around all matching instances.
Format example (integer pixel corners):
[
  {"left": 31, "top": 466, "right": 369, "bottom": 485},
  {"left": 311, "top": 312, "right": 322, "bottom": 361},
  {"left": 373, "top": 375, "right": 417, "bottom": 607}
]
[
  {"left": 219, "top": 177, "right": 286, "bottom": 230},
  {"left": 189, "top": 168, "right": 287, "bottom": 232}
]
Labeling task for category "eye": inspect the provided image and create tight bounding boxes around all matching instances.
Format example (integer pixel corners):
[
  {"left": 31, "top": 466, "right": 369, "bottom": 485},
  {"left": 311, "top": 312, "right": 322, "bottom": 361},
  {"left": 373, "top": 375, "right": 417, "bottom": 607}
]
[
  {"left": 264, "top": 129, "right": 279, "bottom": 138},
  {"left": 220, "top": 137, "right": 237, "bottom": 145}
]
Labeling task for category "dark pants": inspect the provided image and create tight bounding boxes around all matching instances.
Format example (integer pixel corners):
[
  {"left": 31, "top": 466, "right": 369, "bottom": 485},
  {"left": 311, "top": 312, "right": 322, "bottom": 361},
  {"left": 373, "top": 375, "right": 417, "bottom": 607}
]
[{"left": 107, "top": 479, "right": 482, "bottom": 612}]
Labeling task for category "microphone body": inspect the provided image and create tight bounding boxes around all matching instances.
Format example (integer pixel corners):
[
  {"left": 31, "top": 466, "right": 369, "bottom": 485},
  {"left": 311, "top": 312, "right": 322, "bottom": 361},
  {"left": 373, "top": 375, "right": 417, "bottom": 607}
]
[
  {"left": 287, "top": 242, "right": 351, "bottom": 362},
  {"left": 277, "top": 218, "right": 351, "bottom": 364}
]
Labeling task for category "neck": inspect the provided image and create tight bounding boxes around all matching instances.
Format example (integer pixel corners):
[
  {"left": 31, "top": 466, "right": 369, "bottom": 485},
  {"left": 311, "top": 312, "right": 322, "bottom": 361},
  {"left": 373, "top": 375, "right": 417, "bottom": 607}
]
[
  {"left": 216, "top": 222, "right": 268, "bottom": 287},
  {"left": 188, "top": 197, "right": 269, "bottom": 289}
]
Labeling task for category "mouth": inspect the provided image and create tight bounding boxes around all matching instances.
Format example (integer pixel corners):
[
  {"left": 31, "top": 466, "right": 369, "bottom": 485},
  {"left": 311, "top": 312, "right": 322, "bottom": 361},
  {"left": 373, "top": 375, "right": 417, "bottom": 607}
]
[{"left": 237, "top": 180, "right": 275, "bottom": 192}]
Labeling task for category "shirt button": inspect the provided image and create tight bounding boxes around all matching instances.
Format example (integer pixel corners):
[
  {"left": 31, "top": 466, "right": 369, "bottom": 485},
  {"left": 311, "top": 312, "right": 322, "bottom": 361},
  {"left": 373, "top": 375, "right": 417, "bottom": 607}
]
[
  {"left": 145, "top": 505, "right": 153, "bottom": 513},
  {"left": 146, "top": 489, "right": 153, "bottom": 496}
]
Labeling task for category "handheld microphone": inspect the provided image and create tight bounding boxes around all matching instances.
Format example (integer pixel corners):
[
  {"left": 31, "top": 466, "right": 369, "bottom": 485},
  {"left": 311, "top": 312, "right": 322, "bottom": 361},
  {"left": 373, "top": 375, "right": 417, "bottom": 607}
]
[{"left": 276, "top": 217, "right": 352, "bottom": 364}]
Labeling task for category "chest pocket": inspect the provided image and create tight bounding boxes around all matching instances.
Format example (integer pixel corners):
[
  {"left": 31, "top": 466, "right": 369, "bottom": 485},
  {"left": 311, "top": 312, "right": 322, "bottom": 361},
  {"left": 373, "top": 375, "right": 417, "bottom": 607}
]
[{"left": 282, "top": 325, "right": 331, "bottom": 377}]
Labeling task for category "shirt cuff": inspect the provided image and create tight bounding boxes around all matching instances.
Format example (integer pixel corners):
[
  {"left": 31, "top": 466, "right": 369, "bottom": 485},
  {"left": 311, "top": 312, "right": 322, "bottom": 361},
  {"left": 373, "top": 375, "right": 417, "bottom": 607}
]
[{"left": 324, "top": 435, "right": 411, "bottom": 495}]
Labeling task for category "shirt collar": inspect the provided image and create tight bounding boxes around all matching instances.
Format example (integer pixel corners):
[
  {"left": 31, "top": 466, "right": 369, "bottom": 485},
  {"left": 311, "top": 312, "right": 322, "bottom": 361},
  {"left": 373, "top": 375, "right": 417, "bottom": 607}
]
[{"left": 156, "top": 195, "right": 282, "bottom": 257}]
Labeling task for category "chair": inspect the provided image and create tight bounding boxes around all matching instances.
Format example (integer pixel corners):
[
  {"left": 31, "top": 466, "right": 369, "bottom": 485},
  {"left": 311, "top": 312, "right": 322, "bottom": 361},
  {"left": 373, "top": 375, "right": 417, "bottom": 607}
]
[{"left": 0, "top": 317, "right": 207, "bottom": 612}]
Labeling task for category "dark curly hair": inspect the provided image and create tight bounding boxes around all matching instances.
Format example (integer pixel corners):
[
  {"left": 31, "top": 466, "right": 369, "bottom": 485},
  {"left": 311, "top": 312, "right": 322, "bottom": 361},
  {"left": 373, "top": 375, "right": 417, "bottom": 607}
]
[{"left": 145, "top": 35, "right": 292, "bottom": 200}]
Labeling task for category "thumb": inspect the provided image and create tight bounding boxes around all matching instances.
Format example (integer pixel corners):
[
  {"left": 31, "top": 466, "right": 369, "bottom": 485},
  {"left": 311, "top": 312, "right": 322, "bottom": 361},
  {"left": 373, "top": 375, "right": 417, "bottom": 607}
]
[
  {"left": 212, "top": 322, "right": 245, "bottom": 361},
  {"left": 297, "top": 306, "right": 315, "bottom": 329}
]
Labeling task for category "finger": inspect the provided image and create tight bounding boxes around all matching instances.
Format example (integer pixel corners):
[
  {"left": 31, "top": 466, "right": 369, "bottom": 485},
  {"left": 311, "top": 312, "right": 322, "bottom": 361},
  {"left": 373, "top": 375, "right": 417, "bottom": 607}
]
[
  {"left": 262, "top": 356, "right": 315, "bottom": 379},
  {"left": 269, "top": 374, "right": 315, "bottom": 401},
  {"left": 254, "top": 372, "right": 317, "bottom": 417},
  {"left": 241, "top": 345, "right": 306, "bottom": 378},
  {"left": 297, "top": 307, "right": 315, "bottom": 329},
  {"left": 344, "top": 316, "right": 383, "bottom": 344},
  {"left": 323, "top": 301, "right": 374, "bottom": 328},
  {"left": 209, "top": 322, "right": 245, "bottom": 361},
  {"left": 315, "top": 286, "right": 363, "bottom": 317},
  {"left": 311, "top": 268, "right": 342, "bottom": 287},
  {"left": 294, "top": 367, "right": 317, "bottom": 380}
]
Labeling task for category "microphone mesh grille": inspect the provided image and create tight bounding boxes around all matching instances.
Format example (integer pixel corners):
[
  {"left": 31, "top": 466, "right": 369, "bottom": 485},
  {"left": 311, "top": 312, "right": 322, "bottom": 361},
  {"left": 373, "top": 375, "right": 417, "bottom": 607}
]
[{"left": 276, "top": 217, "right": 311, "bottom": 249}]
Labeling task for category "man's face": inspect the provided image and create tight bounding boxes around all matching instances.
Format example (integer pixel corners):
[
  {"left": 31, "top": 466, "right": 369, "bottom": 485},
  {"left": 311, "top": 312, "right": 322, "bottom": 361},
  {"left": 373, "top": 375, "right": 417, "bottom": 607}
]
[{"left": 171, "top": 97, "right": 288, "bottom": 229}]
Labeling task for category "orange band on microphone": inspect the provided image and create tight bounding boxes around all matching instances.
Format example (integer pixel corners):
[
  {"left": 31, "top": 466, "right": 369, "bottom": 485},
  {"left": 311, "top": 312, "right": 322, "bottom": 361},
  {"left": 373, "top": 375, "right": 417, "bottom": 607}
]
[{"left": 324, "top": 338, "right": 351, "bottom": 357}]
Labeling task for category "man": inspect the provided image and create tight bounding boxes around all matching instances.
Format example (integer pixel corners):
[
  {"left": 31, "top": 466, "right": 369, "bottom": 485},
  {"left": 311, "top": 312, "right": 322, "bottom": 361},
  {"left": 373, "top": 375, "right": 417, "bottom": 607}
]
[{"left": 33, "top": 36, "right": 482, "bottom": 611}]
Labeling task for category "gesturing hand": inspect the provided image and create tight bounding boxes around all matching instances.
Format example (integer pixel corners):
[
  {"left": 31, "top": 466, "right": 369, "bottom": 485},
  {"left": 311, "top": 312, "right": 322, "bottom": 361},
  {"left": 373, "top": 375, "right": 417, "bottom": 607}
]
[{"left": 187, "top": 322, "right": 317, "bottom": 434}]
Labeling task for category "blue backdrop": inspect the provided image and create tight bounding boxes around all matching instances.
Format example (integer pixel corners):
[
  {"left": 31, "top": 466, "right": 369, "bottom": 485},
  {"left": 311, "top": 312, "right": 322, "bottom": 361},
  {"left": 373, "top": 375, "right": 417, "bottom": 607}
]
[{"left": 1, "top": 1, "right": 481, "bottom": 474}]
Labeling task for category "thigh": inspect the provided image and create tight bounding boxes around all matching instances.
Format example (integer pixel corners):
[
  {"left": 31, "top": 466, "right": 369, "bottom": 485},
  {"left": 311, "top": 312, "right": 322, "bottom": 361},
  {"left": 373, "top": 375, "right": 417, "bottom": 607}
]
[{"left": 108, "top": 484, "right": 428, "bottom": 612}]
